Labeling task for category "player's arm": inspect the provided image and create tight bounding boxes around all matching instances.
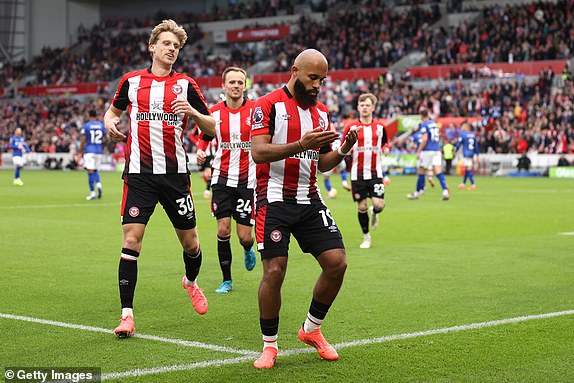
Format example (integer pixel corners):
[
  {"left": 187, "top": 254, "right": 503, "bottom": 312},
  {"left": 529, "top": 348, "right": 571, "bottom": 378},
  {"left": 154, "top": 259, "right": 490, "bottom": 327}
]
[
  {"left": 196, "top": 133, "right": 214, "bottom": 165},
  {"left": 381, "top": 126, "right": 390, "bottom": 155},
  {"left": 417, "top": 131, "right": 428, "bottom": 157},
  {"left": 105, "top": 105, "right": 126, "bottom": 142},
  {"left": 174, "top": 80, "right": 215, "bottom": 136},
  {"left": 79, "top": 135, "right": 87, "bottom": 154},
  {"left": 318, "top": 126, "right": 359, "bottom": 173},
  {"left": 252, "top": 128, "right": 339, "bottom": 164}
]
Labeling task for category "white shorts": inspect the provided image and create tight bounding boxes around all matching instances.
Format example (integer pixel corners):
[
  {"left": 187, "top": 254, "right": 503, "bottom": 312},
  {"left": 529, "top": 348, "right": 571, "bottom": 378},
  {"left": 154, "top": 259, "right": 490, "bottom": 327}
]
[
  {"left": 13, "top": 155, "right": 24, "bottom": 167},
  {"left": 84, "top": 153, "right": 102, "bottom": 171},
  {"left": 419, "top": 151, "right": 442, "bottom": 170},
  {"left": 463, "top": 157, "right": 474, "bottom": 168}
]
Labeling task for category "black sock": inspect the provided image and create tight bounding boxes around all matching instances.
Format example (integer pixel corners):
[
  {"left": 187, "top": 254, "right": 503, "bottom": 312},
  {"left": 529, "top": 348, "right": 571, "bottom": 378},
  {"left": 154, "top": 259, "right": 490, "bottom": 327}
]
[
  {"left": 358, "top": 211, "right": 369, "bottom": 234},
  {"left": 119, "top": 248, "right": 139, "bottom": 309},
  {"left": 309, "top": 297, "right": 331, "bottom": 321},
  {"left": 260, "top": 317, "right": 279, "bottom": 337},
  {"left": 183, "top": 248, "right": 202, "bottom": 282},
  {"left": 373, "top": 206, "right": 383, "bottom": 214},
  {"left": 217, "top": 235, "right": 232, "bottom": 281}
]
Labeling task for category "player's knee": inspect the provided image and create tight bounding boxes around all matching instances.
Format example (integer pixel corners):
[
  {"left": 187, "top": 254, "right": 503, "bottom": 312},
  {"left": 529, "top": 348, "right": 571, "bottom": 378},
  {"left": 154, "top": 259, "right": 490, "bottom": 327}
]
[
  {"left": 217, "top": 226, "right": 231, "bottom": 238},
  {"left": 122, "top": 237, "right": 142, "bottom": 252},
  {"left": 183, "top": 242, "right": 200, "bottom": 255},
  {"left": 263, "top": 262, "right": 287, "bottom": 284}
]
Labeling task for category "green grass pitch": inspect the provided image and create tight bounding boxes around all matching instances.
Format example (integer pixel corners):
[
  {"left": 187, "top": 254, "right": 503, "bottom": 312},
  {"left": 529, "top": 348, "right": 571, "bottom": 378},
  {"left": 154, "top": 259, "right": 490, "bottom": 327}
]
[{"left": 1, "top": 169, "right": 573, "bottom": 382}]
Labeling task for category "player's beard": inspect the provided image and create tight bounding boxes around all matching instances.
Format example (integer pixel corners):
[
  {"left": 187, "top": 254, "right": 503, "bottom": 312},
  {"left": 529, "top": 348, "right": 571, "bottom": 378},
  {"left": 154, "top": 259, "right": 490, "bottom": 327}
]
[{"left": 293, "top": 79, "right": 318, "bottom": 107}]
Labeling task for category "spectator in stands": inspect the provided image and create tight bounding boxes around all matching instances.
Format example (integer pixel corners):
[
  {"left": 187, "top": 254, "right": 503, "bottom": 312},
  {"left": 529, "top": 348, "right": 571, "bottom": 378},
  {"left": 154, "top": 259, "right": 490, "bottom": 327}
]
[{"left": 517, "top": 152, "right": 531, "bottom": 171}]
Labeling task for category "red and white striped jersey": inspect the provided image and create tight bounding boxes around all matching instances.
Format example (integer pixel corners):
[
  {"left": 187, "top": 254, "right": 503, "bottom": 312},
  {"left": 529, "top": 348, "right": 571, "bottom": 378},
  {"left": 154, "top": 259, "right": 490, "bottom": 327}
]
[
  {"left": 343, "top": 119, "right": 388, "bottom": 181},
  {"left": 198, "top": 99, "right": 256, "bottom": 188},
  {"left": 112, "top": 68, "right": 210, "bottom": 174},
  {"left": 251, "top": 86, "right": 331, "bottom": 205}
]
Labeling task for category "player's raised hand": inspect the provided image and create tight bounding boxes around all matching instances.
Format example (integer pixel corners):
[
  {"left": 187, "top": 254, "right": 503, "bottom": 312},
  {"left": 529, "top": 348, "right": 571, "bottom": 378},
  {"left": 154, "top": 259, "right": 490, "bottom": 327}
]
[
  {"left": 107, "top": 118, "right": 126, "bottom": 142},
  {"left": 340, "top": 126, "right": 360, "bottom": 153},
  {"left": 196, "top": 149, "right": 206, "bottom": 165},
  {"left": 172, "top": 98, "right": 196, "bottom": 117},
  {"left": 299, "top": 128, "right": 339, "bottom": 150}
]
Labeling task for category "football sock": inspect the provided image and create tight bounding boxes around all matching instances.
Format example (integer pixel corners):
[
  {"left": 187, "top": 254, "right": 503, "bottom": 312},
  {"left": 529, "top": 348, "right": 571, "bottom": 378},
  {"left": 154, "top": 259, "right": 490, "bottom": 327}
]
[
  {"left": 88, "top": 172, "right": 95, "bottom": 191},
  {"left": 15, "top": 167, "right": 21, "bottom": 179},
  {"left": 303, "top": 298, "right": 331, "bottom": 332},
  {"left": 467, "top": 170, "right": 475, "bottom": 185},
  {"left": 436, "top": 173, "right": 447, "bottom": 190},
  {"left": 122, "top": 308, "right": 133, "bottom": 318},
  {"left": 416, "top": 174, "right": 425, "bottom": 192},
  {"left": 260, "top": 317, "right": 279, "bottom": 350},
  {"left": 324, "top": 177, "right": 332, "bottom": 192},
  {"left": 340, "top": 170, "right": 348, "bottom": 182},
  {"left": 358, "top": 210, "right": 369, "bottom": 234},
  {"left": 217, "top": 234, "right": 232, "bottom": 282},
  {"left": 183, "top": 248, "right": 202, "bottom": 283},
  {"left": 373, "top": 206, "right": 383, "bottom": 214},
  {"left": 119, "top": 248, "right": 139, "bottom": 309},
  {"left": 463, "top": 172, "right": 468, "bottom": 185},
  {"left": 94, "top": 171, "right": 101, "bottom": 183}
]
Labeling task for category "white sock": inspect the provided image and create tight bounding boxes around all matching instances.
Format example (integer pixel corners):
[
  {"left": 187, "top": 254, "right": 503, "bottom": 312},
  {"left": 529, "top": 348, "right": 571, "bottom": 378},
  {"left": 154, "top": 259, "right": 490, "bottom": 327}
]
[
  {"left": 262, "top": 334, "right": 278, "bottom": 350},
  {"left": 122, "top": 308, "right": 133, "bottom": 318},
  {"left": 185, "top": 276, "right": 197, "bottom": 287},
  {"left": 96, "top": 182, "right": 102, "bottom": 189},
  {"left": 303, "top": 313, "right": 323, "bottom": 333}
]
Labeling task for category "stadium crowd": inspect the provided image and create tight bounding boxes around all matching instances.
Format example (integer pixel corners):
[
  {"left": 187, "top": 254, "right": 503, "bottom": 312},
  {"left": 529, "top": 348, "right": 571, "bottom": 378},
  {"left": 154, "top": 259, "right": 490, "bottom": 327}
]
[{"left": 4, "top": 1, "right": 573, "bottom": 89}]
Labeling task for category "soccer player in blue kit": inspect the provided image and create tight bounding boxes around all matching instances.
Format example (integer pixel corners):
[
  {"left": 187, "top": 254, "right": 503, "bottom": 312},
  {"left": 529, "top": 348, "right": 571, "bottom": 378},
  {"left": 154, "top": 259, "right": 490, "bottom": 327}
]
[
  {"left": 407, "top": 109, "right": 449, "bottom": 200},
  {"left": 79, "top": 110, "right": 107, "bottom": 200},
  {"left": 10, "top": 128, "right": 31, "bottom": 186},
  {"left": 456, "top": 122, "right": 479, "bottom": 190}
]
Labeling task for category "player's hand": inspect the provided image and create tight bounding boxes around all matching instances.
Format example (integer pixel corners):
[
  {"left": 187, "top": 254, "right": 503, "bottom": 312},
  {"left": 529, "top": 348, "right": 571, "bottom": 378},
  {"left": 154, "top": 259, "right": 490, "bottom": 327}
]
[
  {"left": 382, "top": 145, "right": 390, "bottom": 156},
  {"left": 299, "top": 128, "right": 339, "bottom": 150},
  {"left": 196, "top": 149, "right": 206, "bottom": 165},
  {"left": 340, "top": 126, "right": 360, "bottom": 153},
  {"left": 108, "top": 118, "right": 126, "bottom": 142},
  {"left": 172, "top": 98, "right": 195, "bottom": 117}
]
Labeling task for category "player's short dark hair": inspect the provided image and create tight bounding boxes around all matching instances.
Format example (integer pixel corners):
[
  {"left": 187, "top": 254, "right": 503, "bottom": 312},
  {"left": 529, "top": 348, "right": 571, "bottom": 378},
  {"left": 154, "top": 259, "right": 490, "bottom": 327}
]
[
  {"left": 420, "top": 108, "right": 429, "bottom": 118},
  {"left": 89, "top": 110, "right": 97, "bottom": 118}
]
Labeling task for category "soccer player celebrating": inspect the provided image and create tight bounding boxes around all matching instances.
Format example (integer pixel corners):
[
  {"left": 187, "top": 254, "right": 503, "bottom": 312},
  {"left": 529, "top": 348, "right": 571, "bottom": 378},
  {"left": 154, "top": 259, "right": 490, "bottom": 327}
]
[
  {"left": 196, "top": 67, "right": 257, "bottom": 294},
  {"left": 343, "top": 93, "right": 389, "bottom": 249},
  {"left": 407, "top": 109, "right": 449, "bottom": 200},
  {"left": 104, "top": 19, "right": 216, "bottom": 337},
  {"left": 79, "top": 109, "right": 107, "bottom": 200},
  {"left": 250, "top": 49, "right": 358, "bottom": 368},
  {"left": 456, "top": 122, "right": 480, "bottom": 190},
  {"left": 10, "top": 128, "right": 30, "bottom": 186}
]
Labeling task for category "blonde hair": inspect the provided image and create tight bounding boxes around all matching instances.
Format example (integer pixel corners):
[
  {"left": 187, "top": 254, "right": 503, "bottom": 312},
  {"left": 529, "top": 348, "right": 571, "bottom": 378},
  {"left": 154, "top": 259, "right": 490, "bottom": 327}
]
[
  {"left": 222, "top": 67, "right": 247, "bottom": 83},
  {"left": 149, "top": 19, "right": 188, "bottom": 47},
  {"left": 358, "top": 93, "right": 377, "bottom": 106}
]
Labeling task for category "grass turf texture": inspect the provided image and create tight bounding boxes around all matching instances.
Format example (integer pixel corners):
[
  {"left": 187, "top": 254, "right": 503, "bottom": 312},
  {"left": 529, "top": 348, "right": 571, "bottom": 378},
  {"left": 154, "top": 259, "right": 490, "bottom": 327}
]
[{"left": 1, "top": 169, "right": 573, "bottom": 382}]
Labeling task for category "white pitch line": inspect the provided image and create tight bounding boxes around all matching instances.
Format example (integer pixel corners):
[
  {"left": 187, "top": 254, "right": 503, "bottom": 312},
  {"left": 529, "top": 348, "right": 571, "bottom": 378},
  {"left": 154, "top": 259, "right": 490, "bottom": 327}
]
[
  {"left": 102, "top": 308, "right": 574, "bottom": 381},
  {"left": 0, "top": 313, "right": 256, "bottom": 356},
  {"left": 558, "top": 232, "right": 574, "bottom": 236}
]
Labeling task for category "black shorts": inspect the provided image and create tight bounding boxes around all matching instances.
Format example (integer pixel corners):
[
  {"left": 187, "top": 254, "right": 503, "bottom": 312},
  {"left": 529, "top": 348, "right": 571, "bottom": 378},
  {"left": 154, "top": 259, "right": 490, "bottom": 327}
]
[
  {"left": 211, "top": 184, "right": 254, "bottom": 226},
  {"left": 199, "top": 155, "right": 214, "bottom": 171},
  {"left": 351, "top": 178, "right": 385, "bottom": 202},
  {"left": 121, "top": 173, "right": 196, "bottom": 230},
  {"left": 255, "top": 201, "right": 344, "bottom": 258}
]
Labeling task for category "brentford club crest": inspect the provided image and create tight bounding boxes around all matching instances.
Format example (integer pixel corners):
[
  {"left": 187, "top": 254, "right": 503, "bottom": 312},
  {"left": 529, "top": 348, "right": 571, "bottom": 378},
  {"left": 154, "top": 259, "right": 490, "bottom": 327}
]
[
  {"left": 318, "top": 118, "right": 326, "bottom": 130},
  {"left": 129, "top": 207, "right": 140, "bottom": 217},
  {"left": 172, "top": 84, "right": 183, "bottom": 95},
  {"left": 270, "top": 230, "right": 282, "bottom": 242}
]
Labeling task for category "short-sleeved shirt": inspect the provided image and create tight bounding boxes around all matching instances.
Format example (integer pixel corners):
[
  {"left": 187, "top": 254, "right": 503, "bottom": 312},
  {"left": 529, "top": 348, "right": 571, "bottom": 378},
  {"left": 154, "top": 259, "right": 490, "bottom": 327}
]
[
  {"left": 81, "top": 120, "right": 107, "bottom": 154},
  {"left": 112, "top": 68, "right": 209, "bottom": 174},
  {"left": 343, "top": 119, "right": 388, "bottom": 181},
  {"left": 251, "top": 86, "right": 331, "bottom": 206},
  {"left": 199, "top": 99, "right": 256, "bottom": 188},
  {"left": 420, "top": 120, "right": 440, "bottom": 152}
]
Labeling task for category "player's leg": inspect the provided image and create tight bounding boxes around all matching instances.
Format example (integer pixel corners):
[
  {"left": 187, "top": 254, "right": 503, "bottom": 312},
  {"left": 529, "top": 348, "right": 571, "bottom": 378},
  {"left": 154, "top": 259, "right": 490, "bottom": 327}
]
[
  {"left": 86, "top": 170, "right": 96, "bottom": 200},
  {"left": 13, "top": 156, "right": 23, "bottom": 185},
  {"left": 407, "top": 166, "right": 426, "bottom": 199},
  {"left": 159, "top": 174, "right": 207, "bottom": 314},
  {"left": 234, "top": 186, "right": 256, "bottom": 272},
  {"left": 467, "top": 158, "right": 476, "bottom": 189},
  {"left": 293, "top": 205, "right": 346, "bottom": 361},
  {"left": 202, "top": 166, "right": 212, "bottom": 199},
  {"left": 215, "top": 217, "right": 233, "bottom": 293},
  {"left": 114, "top": 174, "right": 157, "bottom": 337},
  {"left": 253, "top": 203, "right": 291, "bottom": 368},
  {"left": 352, "top": 180, "right": 371, "bottom": 248},
  {"left": 254, "top": 256, "right": 287, "bottom": 368},
  {"left": 432, "top": 152, "right": 449, "bottom": 200},
  {"left": 339, "top": 161, "right": 351, "bottom": 191},
  {"left": 368, "top": 179, "right": 385, "bottom": 230}
]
